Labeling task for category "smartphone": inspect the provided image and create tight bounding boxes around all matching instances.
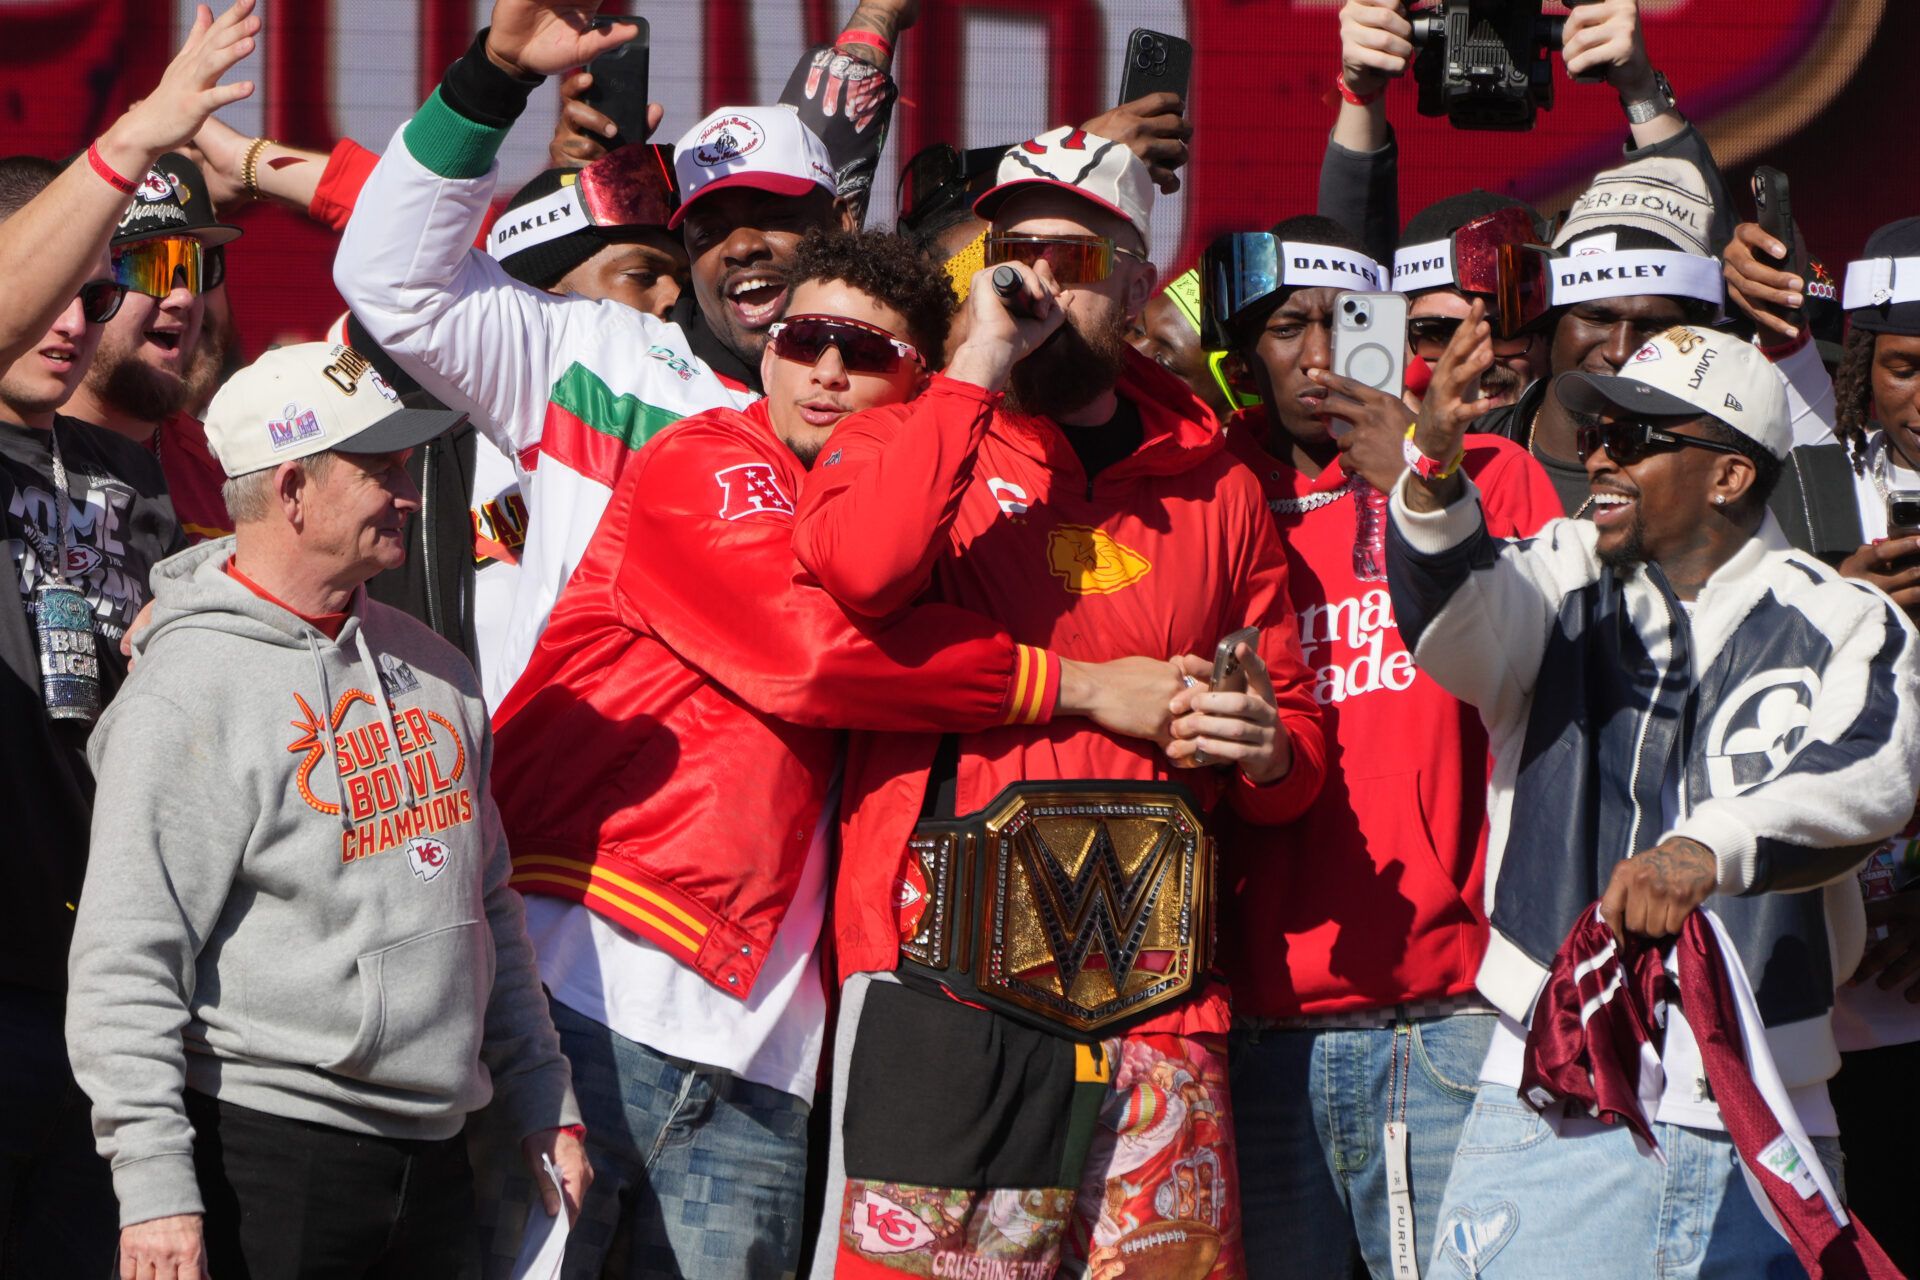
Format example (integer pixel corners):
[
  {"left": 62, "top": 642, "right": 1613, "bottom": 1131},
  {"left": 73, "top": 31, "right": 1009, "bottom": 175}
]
[
  {"left": 1210, "top": 627, "right": 1260, "bottom": 694},
  {"left": 1750, "top": 166, "right": 1795, "bottom": 270},
  {"left": 1887, "top": 491, "right": 1920, "bottom": 541},
  {"left": 1331, "top": 292, "right": 1409, "bottom": 395},
  {"left": 582, "top": 16, "right": 652, "bottom": 149},
  {"left": 1118, "top": 28, "right": 1194, "bottom": 107}
]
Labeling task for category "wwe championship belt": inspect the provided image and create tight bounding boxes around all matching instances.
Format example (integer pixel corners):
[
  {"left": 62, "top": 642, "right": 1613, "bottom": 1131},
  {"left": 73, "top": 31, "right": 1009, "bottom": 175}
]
[{"left": 899, "top": 781, "right": 1214, "bottom": 1039}]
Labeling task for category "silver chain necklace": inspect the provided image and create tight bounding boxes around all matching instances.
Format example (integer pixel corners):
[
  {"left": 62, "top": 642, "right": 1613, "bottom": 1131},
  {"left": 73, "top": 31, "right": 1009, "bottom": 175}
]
[{"left": 1267, "top": 472, "right": 1360, "bottom": 515}]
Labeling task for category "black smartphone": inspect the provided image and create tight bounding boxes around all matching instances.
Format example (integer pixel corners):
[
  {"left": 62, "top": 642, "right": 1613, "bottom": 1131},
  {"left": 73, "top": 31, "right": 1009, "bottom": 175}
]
[
  {"left": 1751, "top": 166, "right": 1795, "bottom": 269},
  {"left": 583, "top": 16, "right": 652, "bottom": 149},
  {"left": 1888, "top": 491, "right": 1920, "bottom": 541},
  {"left": 1118, "top": 28, "right": 1193, "bottom": 107}
]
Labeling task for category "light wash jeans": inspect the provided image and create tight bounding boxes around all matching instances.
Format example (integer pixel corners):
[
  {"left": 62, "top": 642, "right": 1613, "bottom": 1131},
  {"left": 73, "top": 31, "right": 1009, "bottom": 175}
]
[
  {"left": 1428, "top": 1083, "right": 1846, "bottom": 1279},
  {"left": 476, "top": 997, "right": 810, "bottom": 1280},
  {"left": 1231, "top": 1013, "right": 1495, "bottom": 1278}
]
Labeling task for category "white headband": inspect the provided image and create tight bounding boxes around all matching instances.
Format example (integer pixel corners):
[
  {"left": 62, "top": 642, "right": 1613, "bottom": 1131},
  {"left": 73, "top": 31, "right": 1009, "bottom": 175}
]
[
  {"left": 1279, "top": 243, "right": 1384, "bottom": 292},
  {"left": 1548, "top": 248, "right": 1724, "bottom": 306},
  {"left": 486, "top": 184, "right": 591, "bottom": 261},
  {"left": 1842, "top": 257, "right": 1920, "bottom": 310},
  {"left": 1392, "top": 239, "right": 1453, "bottom": 293}
]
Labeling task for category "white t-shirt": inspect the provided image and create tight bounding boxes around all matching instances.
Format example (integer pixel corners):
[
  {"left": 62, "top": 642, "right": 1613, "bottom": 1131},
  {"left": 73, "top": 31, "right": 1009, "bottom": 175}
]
[{"left": 521, "top": 789, "right": 834, "bottom": 1101}]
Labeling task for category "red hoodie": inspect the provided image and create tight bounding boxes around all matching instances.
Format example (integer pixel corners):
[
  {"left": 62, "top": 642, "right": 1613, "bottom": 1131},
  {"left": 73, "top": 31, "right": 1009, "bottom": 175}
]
[
  {"left": 794, "top": 357, "right": 1329, "bottom": 1037},
  {"left": 1220, "top": 413, "right": 1562, "bottom": 1017}
]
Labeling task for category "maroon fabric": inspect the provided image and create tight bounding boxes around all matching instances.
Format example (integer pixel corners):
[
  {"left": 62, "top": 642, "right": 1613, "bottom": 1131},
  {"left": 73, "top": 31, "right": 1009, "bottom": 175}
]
[
  {"left": 1674, "top": 918, "right": 1901, "bottom": 1280},
  {"left": 1519, "top": 907, "right": 1671, "bottom": 1147}
]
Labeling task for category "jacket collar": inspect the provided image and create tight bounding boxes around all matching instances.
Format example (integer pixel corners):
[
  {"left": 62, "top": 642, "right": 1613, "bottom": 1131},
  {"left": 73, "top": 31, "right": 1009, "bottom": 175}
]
[
  {"left": 670, "top": 293, "right": 762, "bottom": 395},
  {"left": 995, "top": 347, "right": 1226, "bottom": 480}
]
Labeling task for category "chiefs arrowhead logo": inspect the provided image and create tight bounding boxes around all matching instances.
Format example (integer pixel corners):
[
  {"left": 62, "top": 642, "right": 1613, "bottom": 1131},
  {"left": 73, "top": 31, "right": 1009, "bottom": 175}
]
[
  {"left": 406, "top": 836, "right": 451, "bottom": 883},
  {"left": 849, "top": 1188, "right": 937, "bottom": 1255},
  {"left": 1046, "top": 525, "right": 1152, "bottom": 595},
  {"left": 894, "top": 859, "right": 930, "bottom": 942}
]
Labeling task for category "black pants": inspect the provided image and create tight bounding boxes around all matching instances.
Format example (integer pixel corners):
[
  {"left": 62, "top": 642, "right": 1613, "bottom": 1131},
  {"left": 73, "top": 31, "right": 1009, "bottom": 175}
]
[
  {"left": 0, "top": 984, "right": 116, "bottom": 1280},
  {"left": 186, "top": 1090, "right": 478, "bottom": 1280},
  {"left": 1831, "top": 1040, "right": 1920, "bottom": 1276}
]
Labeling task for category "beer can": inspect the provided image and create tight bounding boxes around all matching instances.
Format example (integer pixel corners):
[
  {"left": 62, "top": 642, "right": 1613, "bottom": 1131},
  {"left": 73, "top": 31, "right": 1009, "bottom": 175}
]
[{"left": 34, "top": 579, "right": 101, "bottom": 722}]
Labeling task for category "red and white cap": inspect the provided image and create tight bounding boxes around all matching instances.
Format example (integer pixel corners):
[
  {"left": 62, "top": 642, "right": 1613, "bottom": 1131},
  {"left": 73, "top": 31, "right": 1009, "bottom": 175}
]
[
  {"left": 973, "top": 127, "right": 1153, "bottom": 244},
  {"left": 668, "top": 106, "right": 837, "bottom": 230}
]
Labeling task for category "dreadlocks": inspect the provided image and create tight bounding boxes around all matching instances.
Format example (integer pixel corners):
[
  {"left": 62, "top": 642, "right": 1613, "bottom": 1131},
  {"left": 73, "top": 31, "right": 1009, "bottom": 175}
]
[{"left": 1834, "top": 327, "right": 1877, "bottom": 464}]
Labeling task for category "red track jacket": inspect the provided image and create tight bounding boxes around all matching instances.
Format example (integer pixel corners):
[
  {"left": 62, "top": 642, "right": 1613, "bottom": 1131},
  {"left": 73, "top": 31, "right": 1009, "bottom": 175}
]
[
  {"left": 794, "top": 357, "right": 1329, "bottom": 1034},
  {"left": 490, "top": 400, "right": 1058, "bottom": 998},
  {"left": 1219, "top": 414, "right": 1561, "bottom": 1017}
]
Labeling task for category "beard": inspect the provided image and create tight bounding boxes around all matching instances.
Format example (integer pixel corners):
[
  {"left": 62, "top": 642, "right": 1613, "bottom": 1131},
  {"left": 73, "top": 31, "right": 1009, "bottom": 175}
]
[
  {"left": 1005, "top": 306, "right": 1129, "bottom": 420},
  {"left": 84, "top": 336, "right": 188, "bottom": 425},
  {"left": 183, "top": 308, "right": 232, "bottom": 416},
  {"left": 1479, "top": 358, "right": 1526, "bottom": 405},
  {"left": 1595, "top": 510, "right": 1649, "bottom": 573}
]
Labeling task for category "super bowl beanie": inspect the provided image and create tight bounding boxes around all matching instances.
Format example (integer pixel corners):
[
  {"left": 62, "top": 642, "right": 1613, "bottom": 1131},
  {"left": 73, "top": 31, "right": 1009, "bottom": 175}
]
[
  {"left": 493, "top": 167, "right": 605, "bottom": 289},
  {"left": 1552, "top": 155, "right": 1715, "bottom": 257}
]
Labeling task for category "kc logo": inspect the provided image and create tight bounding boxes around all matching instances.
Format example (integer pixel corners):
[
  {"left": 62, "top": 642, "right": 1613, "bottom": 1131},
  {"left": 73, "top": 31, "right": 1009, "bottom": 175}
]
[
  {"left": 849, "top": 1188, "right": 936, "bottom": 1255},
  {"left": 406, "top": 836, "right": 451, "bottom": 883},
  {"left": 714, "top": 463, "right": 794, "bottom": 521},
  {"left": 1045, "top": 525, "right": 1151, "bottom": 594}
]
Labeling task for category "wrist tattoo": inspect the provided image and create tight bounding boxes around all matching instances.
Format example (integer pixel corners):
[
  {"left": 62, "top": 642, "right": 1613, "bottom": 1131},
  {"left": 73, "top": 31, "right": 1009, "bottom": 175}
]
[{"left": 1640, "top": 839, "right": 1716, "bottom": 897}]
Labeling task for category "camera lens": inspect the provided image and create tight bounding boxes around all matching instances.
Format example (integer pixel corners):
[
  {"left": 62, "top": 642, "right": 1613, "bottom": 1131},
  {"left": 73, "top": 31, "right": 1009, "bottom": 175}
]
[{"left": 1342, "top": 299, "right": 1356, "bottom": 313}]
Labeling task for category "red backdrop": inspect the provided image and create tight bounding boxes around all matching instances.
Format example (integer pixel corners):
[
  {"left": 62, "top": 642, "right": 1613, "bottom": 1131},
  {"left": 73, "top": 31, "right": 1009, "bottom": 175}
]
[{"left": 0, "top": 0, "right": 1906, "bottom": 360}]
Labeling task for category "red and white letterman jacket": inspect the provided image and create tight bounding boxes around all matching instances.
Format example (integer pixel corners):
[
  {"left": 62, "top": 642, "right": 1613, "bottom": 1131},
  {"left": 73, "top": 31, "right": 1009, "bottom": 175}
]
[{"left": 491, "top": 400, "right": 1057, "bottom": 999}]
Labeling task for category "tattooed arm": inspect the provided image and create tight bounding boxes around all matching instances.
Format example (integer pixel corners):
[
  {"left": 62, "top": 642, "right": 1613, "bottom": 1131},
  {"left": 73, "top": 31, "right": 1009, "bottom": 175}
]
[
  {"left": 835, "top": 0, "right": 918, "bottom": 70},
  {"left": 1601, "top": 837, "right": 1720, "bottom": 942}
]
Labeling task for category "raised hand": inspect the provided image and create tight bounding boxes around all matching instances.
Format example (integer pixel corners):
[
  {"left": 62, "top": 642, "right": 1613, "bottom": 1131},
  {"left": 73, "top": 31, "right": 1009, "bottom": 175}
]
[
  {"left": 101, "top": 1, "right": 259, "bottom": 176},
  {"left": 1401, "top": 299, "right": 1499, "bottom": 510},
  {"left": 484, "top": 0, "right": 640, "bottom": 81},
  {"left": 1080, "top": 93, "right": 1192, "bottom": 194},
  {"left": 1722, "top": 220, "right": 1808, "bottom": 342},
  {"left": 1339, "top": 0, "right": 1414, "bottom": 99},
  {"left": 943, "top": 261, "right": 1067, "bottom": 392}
]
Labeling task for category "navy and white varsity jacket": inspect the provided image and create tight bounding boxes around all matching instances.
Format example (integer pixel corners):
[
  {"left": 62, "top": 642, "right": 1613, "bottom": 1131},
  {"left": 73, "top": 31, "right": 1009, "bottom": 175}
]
[{"left": 1385, "top": 477, "right": 1920, "bottom": 1089}]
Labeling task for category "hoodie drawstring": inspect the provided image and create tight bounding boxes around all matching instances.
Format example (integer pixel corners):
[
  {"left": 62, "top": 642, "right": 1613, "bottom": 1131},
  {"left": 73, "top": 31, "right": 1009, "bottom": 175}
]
[
  {"left": 355, "top": 628, "right": 422, "bottom": 811},
  {"left": 306, "top": 635, "right": 352, "bottom": 834}
]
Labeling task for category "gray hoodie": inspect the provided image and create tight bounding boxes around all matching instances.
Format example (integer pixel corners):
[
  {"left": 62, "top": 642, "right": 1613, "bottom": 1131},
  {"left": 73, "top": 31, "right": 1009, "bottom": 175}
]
[{"left": 66, "top": 538, "right": 578, "bottom": 1228}]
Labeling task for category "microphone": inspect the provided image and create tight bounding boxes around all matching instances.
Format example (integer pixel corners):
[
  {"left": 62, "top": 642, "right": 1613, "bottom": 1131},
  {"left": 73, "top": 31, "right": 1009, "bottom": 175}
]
[{"left": 991, "top": 265, "right": 1038, "bottom": 318}]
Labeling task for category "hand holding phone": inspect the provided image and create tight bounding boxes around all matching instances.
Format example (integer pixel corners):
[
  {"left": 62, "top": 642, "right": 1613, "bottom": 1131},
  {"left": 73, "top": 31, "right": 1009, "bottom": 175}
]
[
  {"left": 1331, "top": 292, "right": 1409, "bottom": 396},
  {"left": 1210, "top": 627, "right": 1261, "bottom": 693},
  {"left": 1118, "top": 29, "right": 1194, "bottom": 108},
  {"left": 582, "top": 17, "right": 652, "bottom": 149}
]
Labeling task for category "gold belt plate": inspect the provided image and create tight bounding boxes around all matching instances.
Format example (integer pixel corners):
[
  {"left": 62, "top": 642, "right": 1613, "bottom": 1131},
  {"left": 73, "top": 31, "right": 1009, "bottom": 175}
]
[{"left": 975, "top": 787, "right": 1212, "bottom": 1035}]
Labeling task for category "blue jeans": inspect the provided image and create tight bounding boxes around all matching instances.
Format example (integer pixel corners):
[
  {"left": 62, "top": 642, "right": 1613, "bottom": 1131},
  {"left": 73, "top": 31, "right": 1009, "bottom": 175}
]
[
  {"left": 0, "top": 985, "right": 115, "bottom": 1280},
  {"left": 530, "top": 998, "right": 810, "bottom": 1280},
  {"left": 1231, "top": 1013, "right": 1494, "bottom": 1279},
  {"left": 1429, "top": 1083, "right": 1846, "bottom": 1279}
]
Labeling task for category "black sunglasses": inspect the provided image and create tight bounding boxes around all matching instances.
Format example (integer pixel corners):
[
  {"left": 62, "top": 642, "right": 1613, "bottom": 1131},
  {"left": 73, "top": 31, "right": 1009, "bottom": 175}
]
[
  {"left": 1407, "top": 313, "right": 1542, "bottom": 355},
  {"left": 1574, "top": 420, "right": 1747, "bottom": 467},
  {"left": 767, "top": 315, "right": 924, "bottom": 375},
  {"left": 78, "top": 279, "right": 126, "bottom": 324}
]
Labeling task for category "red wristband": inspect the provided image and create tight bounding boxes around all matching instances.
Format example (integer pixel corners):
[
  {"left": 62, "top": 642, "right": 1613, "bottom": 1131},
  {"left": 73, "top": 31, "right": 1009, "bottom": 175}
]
[
  {"left": 554, "top": 1123, "right": 586, "bottom": 1142},
  {"left": 86, "top": 142, "right": 139, "bottom": 196},
  {"left": 834, "top": 28, "right": 894, "bottom": 59},
  {"left": 1335, "top": 73, "right": 1385, "bottom": 107}
]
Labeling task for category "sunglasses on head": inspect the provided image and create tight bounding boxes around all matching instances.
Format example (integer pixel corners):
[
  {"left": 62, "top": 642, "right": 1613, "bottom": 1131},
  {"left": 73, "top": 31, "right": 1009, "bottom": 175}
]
[
  {"left": 1574, "top": 419, "right": 1747, "bottom": 467},
  {"left": 112, "top": 235, "right": 222, "bottom": 297},
  {"left": 767, "top": 315, "right": 924, "bottom": 375},
  {"left": 78, "top": 279, "right": 126, "bottom": 325},
  {"left": 983, "top": 232, "right": 1143, "bottom": 286}
]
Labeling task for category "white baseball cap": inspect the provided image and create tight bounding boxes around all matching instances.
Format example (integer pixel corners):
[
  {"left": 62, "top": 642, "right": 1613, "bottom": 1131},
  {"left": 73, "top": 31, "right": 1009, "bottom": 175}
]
[
  {"left": 203, "top": 342, "right": 466, "bottom": 479},
  {"left": 1555, "top": 326, "right": 1793, "bottom": 461},
  {"left": 668, "top": 106, "right": 837, "bottom": 230},
  {"left": 973, "top": 127, "right": 1154, "bottom": 245}
]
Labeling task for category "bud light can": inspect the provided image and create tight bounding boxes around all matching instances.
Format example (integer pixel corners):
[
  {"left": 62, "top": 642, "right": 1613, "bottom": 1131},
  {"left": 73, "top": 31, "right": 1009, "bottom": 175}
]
[{"left": 34, "top": 579, "right": 101, "bottom": 722}]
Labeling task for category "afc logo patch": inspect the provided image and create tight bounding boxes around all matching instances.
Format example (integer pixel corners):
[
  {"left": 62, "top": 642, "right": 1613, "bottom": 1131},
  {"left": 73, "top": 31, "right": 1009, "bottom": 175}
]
[
  {"left": 406, "top": 836, "right": 451, "bottom": 883},
  {"left": 714, "top": 463, "right": 794, "bottom": 520}
]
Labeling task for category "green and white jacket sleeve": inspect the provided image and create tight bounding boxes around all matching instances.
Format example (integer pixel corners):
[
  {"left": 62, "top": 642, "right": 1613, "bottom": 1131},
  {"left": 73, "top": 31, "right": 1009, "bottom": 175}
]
[{"left": 335, "top": 87, "right": 632, "bottom": 464}]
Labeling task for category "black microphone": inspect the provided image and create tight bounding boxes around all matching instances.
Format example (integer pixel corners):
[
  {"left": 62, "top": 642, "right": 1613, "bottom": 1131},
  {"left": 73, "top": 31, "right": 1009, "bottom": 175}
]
[{"left": 991, "top": 265, "right": 1038, "bottom": 319}]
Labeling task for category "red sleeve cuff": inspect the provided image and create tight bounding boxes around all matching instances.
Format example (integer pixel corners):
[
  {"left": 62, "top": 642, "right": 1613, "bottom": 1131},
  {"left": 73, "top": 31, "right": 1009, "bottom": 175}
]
[
  {"left": 1001, "top": 644, "right": 1059, "bottom": 726},
  {"left": 308, "top": 137, "right": 380, "bottom": 232}
]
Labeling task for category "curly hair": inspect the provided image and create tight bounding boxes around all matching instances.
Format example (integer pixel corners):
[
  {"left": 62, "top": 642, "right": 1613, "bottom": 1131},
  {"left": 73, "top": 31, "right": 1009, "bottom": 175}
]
[
  {"left": 1833, "top": 326, "right": 1878, "bottom": 464},
  {"left": 784, "top": 228, "right": 958, "bottom": 369}
]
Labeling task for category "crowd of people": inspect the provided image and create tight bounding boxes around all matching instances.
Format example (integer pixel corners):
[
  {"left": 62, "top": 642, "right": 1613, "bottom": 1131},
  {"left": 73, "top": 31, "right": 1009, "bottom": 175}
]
[{"left": 6, "top": 0, "right": 1920, "bottom": 1278}]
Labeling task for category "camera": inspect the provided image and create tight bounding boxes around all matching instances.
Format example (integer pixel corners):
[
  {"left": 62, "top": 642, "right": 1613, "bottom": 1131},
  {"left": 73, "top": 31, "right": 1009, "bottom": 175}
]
[{"left": 1409, "top": 0, "right": 1597, "bottom": 132}]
